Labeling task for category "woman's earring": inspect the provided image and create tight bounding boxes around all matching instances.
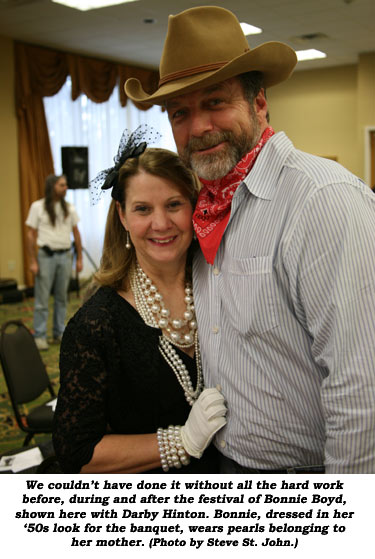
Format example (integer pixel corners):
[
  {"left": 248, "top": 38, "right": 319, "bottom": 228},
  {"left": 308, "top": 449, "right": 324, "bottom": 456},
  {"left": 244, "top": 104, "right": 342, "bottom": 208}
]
[{"left": 125, "top": 231, "right": 131, "bottom": 250}]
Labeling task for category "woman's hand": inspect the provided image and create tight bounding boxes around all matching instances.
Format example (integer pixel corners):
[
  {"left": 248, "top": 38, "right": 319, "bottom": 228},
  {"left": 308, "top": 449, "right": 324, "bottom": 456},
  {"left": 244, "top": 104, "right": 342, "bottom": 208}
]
[{"left": 181, "top": 387, "right": 227, "bottom": 458}]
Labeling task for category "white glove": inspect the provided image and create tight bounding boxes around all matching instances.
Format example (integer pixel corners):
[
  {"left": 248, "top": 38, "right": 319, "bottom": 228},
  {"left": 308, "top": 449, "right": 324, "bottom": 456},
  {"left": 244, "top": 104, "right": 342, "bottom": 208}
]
[{"left": 181, "top": 387, "right": 227, "bottom": 459}]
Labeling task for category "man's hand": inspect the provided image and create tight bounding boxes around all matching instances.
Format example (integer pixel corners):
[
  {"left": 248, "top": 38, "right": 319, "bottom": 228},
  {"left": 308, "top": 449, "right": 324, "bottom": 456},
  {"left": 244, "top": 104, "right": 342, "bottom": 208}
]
[
  {"left": 76, "top": 257, "right": 83, "bottom": 274},
  {"left": 29, "top": 260, "right": 38, "bottom": 276}
]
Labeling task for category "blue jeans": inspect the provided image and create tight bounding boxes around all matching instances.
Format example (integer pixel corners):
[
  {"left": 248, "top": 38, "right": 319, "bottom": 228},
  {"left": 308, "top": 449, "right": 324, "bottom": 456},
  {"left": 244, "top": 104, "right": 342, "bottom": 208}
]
[{"left": 33, "top": 249, "right": 72, "bottom": 339}]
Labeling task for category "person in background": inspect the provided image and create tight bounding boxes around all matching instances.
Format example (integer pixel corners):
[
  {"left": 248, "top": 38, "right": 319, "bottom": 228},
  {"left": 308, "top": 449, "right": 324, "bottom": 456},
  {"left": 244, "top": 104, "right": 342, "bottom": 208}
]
[
  {"left": 53, "top": 128, "right": 226, "bottom": 474},
  {"left": 26, "top": 174, "right": 83, "bottom": 350},
  {"left": 125, "top": 6, "right": 375, "bottom": 473}
]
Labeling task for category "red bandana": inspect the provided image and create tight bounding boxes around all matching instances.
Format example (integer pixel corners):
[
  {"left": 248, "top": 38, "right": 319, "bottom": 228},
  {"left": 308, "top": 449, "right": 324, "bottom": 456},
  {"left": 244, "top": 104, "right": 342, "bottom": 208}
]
[{"left": 192, "top": 126, "right": 275, "bottom": 264}]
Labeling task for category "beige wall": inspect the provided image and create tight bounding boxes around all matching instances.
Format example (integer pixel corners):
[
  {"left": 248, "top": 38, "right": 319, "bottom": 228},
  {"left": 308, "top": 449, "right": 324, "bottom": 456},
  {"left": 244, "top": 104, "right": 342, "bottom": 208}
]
[
  {"left": 0, "top": 36, "right": 374, "bottom": 283},
  {"left": 0, "top": 36, "right": 23, "bottom": 286},
  {"left": 357, "top": 52, "right": 375, "bottom": 180},
  {"left": 269, "top": 64, "right": 359, "bottom": 176}
]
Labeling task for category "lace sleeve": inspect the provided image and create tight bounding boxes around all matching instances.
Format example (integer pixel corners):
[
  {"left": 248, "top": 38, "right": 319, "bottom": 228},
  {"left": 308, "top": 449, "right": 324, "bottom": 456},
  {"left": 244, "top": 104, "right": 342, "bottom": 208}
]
[{"left": 53, "top": 307, "right": 111, "bottom": 473}]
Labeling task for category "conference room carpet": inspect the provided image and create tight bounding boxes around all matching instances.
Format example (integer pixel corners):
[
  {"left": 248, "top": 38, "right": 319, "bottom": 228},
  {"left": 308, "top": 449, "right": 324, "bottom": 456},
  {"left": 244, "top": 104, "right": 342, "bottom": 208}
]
[{"left": 0, "top": 293, "right": 82, "bottom": 455}]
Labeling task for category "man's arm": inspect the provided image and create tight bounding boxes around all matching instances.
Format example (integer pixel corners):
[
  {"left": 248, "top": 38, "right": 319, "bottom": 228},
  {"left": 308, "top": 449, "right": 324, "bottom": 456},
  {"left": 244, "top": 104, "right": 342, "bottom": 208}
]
[
  {"left": 72, "top": 225, "right": 83, "bottom": 274},
  {"left": 26, "top": 226, "right": 39, "bottom": 276},
  {"left": 286, "top": 184, "right": 375, "bottom": 473}
]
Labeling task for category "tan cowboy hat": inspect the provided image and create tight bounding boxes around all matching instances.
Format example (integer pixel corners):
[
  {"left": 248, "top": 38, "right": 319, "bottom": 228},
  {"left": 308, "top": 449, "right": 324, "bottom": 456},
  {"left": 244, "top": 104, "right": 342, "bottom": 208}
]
[{"left": 125, "top": 6, "right": 297, "bottom": 105}]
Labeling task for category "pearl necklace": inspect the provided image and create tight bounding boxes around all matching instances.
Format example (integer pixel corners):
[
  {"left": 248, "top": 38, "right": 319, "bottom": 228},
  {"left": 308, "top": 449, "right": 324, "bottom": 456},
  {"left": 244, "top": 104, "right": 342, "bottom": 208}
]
[
  {"left": 130, "top": 263, "right": 203, "bottom": 405},
  {"left": 132, "top": 262, "right": 197, "bottom": 348}
]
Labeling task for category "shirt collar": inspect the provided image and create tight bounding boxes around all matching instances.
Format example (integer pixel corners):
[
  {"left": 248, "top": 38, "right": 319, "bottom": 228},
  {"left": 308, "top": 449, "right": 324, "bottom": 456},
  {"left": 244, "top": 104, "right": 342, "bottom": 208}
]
[{"left": 240, "top": 131, "right": 294, "bottom": 201}]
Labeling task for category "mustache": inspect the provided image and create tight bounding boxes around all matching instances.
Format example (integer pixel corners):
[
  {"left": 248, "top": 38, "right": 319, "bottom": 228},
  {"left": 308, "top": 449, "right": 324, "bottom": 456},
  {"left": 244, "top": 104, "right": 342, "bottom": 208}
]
[{"left": 185, "top": 131, "right": 234, "bottom": 154}]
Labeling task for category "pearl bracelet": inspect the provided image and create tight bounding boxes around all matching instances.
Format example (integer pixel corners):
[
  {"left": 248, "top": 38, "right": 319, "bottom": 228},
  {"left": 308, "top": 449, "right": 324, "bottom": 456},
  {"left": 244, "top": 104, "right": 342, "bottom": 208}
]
[{"left": 157, "top": 425, "right": 191, "bottom": 472}]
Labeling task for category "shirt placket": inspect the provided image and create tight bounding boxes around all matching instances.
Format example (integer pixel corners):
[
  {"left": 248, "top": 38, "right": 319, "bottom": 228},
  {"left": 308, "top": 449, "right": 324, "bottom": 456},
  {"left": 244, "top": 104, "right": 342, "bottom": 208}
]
[
  {"left": 209, "top": 184, "right": 246, "bottom": 388},
  {"left": 209, "top": 259, "right": 221, "bottom": 387}
]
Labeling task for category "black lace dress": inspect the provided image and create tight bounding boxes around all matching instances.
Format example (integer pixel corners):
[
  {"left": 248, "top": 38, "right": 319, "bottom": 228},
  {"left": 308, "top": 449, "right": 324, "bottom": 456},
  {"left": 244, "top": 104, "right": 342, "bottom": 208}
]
[{"left": 53, "top": 286, "right": 219, "bottom": 473}]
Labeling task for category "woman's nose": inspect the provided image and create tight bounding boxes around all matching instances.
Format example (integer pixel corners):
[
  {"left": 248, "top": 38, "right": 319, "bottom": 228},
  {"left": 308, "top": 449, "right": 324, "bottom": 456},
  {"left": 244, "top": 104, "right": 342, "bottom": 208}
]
[{"left": 151, "top": 210, "right": 171, "bottom": 230}]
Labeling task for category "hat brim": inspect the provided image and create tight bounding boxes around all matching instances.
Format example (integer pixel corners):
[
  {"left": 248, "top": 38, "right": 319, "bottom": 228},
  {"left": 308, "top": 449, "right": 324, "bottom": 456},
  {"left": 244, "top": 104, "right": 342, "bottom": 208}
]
[{"left": 125, "top": 42, "right": 297, "bottom": 106}]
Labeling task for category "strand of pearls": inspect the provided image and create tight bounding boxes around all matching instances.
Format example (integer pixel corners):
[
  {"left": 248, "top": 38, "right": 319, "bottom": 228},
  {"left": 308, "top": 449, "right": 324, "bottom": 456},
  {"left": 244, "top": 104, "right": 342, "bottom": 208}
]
[
  {"left": 130, "top": 262, "right": 203, "bottom": 406},
  {"left": 132, "top": 263, "right": 196, "bottom": 348},
  {"left": 157, "top": 425, "right": 190, "bottom": 472},
  {"left": 159, "top": 330, "right": 203, "bottom": 406}
]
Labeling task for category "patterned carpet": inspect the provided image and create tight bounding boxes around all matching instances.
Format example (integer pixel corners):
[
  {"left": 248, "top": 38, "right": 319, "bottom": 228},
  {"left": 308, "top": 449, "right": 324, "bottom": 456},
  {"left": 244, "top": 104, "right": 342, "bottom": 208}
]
[{"left": 0, "top": 292, "right": 83, "bottom": 455}]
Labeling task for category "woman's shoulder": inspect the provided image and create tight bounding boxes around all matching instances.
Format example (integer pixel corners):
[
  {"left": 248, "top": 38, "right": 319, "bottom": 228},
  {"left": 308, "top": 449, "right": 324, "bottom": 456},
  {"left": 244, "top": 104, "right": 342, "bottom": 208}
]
[
  {"left": 66, "top": 286, "right": 118, "bottom": 334},
  {"left": 64, "top": 285, "right": 160, "bottom": 350},
  {"left": 80, "top": 285, "right": 116, "bottom": 311},
  {"left": 84, "top": 284, "right": 117, "bottom": 307},
  {"left": 67, "top": 286, "right": 143, "bottom": 333}
]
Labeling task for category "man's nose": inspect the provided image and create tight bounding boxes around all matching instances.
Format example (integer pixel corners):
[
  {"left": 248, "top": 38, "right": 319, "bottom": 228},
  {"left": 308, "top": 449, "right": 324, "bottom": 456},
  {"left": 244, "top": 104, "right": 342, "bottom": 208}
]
[{"left": 189, "top": 110, "right": 214, "bottom": 137}]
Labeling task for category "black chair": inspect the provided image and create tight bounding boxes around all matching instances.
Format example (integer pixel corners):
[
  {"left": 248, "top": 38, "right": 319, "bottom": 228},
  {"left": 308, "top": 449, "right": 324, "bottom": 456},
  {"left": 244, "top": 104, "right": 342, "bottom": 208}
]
[
  {"left": 0, "top": 320, "right": 56, "bottom": 446},
  {"left": 36, "top": 454, "right": 63, "bottom": 474}
]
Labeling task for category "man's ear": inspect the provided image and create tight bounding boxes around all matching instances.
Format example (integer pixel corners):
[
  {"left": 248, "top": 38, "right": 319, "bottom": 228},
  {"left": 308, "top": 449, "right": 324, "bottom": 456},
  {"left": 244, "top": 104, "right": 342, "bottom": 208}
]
[
  {"left": 116, "top": 201, "right": 128, "bottom": 230},
  {"left": 254, "top": 88, "right": 268, "bottom": 121}
]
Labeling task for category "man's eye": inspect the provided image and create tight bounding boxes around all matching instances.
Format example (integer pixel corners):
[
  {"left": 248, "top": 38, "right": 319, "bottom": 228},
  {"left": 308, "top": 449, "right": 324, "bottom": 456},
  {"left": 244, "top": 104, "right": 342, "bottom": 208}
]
[
  {"left": 171, "top": 109, "right": 186, "bottom": 120},
  {"left": 208, "top": 98, "right": 222, "bottom": 107}
]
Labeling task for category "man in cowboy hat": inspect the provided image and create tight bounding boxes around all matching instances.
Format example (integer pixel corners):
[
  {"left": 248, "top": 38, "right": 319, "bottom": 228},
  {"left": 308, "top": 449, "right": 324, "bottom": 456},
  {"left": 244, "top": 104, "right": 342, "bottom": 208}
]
[{"left": 125, "top": 6, "right": 375, "bottom": 474}]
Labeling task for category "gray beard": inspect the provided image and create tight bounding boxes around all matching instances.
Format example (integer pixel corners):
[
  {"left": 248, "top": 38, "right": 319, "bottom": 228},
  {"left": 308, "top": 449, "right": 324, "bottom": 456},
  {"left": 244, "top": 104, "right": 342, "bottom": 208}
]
[
  {"left": 181, "top": 125, "right": 260, "bottom": 181},
  {"left": 190, "top": 145, "right": 241, "bottom": 180}
]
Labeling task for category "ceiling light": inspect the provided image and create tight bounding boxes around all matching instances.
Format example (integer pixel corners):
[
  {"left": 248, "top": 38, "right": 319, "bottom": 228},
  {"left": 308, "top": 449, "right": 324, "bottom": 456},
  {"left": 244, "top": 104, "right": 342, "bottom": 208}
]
[
  {"left": 296, "top": 49, "right": 327, "bottom": 61},
  {"left": 51, "top": 0, "right": 139, "bottom": 11},
  {"left": 240, "top": 22, "right": 262, "bottom": 35}
]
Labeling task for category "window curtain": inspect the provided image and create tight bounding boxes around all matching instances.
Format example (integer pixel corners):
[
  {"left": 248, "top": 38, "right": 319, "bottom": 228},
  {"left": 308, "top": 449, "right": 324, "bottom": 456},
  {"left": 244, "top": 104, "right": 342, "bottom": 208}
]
[{"left": 14, "top": 41, "right": 159, "bottom": 286}]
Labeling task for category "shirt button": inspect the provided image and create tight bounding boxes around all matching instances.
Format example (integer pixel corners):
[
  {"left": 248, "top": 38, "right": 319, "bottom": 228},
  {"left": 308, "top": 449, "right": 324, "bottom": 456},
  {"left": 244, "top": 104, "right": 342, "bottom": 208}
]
[
  {"left": 212, "top": 325, "right": 219, "bottom": 334},
  {"left": 220, "top": 440, "right": 226, "bottom": 448},
  {"left": 213, "top": 267, "right": 220, "bottom": 276}
]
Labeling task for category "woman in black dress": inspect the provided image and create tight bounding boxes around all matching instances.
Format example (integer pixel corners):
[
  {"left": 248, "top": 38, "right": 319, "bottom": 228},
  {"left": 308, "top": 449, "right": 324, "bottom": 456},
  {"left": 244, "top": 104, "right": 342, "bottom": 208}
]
[{"left": 53, "top": 128, "right": 226, "bottom": 474}]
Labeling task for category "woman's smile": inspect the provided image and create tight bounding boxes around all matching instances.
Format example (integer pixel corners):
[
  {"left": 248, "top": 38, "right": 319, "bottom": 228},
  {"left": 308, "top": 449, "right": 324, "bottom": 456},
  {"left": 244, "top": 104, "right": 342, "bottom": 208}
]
[{"left": 148, "top": 235, "right": 178, "bottom": 246}]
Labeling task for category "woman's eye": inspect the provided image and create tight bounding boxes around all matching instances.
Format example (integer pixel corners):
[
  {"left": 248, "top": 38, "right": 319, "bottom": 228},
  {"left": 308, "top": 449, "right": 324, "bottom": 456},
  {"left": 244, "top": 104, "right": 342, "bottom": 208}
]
[
  {"left": 168, "top": 201, "right": 183, "bottom": 209},
  {"left": 134, "top": 205, "right": 149, "bottom": 213}
]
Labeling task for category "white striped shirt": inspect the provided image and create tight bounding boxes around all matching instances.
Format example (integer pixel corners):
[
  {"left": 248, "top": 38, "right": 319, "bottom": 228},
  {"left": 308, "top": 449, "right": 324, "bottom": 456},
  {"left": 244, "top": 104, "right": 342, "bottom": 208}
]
[{"left": 193, "top": 132, "right": 375, "bottom": 473}]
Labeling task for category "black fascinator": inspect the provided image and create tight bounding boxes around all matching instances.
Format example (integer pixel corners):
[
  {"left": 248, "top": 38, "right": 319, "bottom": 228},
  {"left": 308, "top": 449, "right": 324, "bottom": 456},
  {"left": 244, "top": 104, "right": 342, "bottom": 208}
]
[{"left": 89, "top": 125, "right": 161, "bottom": 205}]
